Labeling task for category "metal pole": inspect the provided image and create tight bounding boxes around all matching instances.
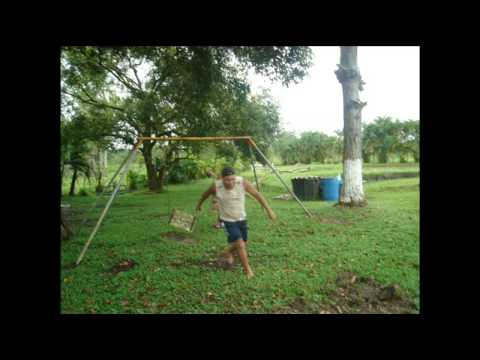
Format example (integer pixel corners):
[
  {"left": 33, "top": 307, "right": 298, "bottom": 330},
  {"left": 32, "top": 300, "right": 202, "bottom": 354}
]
[
  {"left": 75, "top": 148, "right": 138, "bottom": 266},
  {"left": 250, "top": 142, "right": 312, "bottom": 217},
  {"left": 248, "top": 144, "right": 260, "bottom": 191}
]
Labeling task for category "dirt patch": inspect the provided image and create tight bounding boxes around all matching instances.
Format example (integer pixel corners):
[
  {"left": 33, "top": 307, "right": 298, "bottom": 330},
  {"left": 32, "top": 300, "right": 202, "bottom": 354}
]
[
  {"left": 324, "top": 272, "right": 417, "bottom": 314},
  {"left": 272, "top": 297, "right": 311, "bottom": 314},
  {"left": 108, "top": 259, "right": 138, "bottom": 274},
  {"left": 272, "top": 272, "right": 417, "bottom": 314},
  {"left": 160, "top": 231, "right": 197, "bottom": 244},
  {"left": 178, "top": 257, "right": 238, "bottom": 271}
]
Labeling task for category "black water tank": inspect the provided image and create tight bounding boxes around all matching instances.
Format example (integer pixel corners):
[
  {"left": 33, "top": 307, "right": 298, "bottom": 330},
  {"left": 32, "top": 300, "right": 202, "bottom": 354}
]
[{"left": 291, "top": 176, "right": 322, "bottom": 201}]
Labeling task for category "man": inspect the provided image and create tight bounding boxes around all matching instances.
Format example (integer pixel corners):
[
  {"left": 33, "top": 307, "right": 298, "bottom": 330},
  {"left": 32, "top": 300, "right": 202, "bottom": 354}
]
[{"left": 196, "top": 166, "right": 276, "bottom": 278}]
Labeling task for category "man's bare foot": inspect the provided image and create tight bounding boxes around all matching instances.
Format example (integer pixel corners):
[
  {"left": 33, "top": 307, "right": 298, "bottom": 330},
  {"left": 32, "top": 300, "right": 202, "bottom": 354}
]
[
  {"left": 225, "top": 253, "right": 234, "bottom": 265},
  {"left": 246, "top": 271, "right": 254, "bottom": 278},
  {"left": 216, "top": 253, "right": 234, "bottom": 269}
]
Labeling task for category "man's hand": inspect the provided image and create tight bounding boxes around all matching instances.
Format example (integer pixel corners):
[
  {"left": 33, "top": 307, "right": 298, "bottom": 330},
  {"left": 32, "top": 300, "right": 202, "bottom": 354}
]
[
  {"left": 267, "top": 208, "right": 277, "bottom": 221},
  {"left": 196, "top": 184, "right": 215, "bottom": 213}
]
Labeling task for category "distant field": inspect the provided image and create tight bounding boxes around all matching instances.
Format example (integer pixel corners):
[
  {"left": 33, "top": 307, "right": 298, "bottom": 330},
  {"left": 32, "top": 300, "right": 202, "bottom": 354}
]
[{"left": 62, "top": 160, "right": 419, "bottom": 195}]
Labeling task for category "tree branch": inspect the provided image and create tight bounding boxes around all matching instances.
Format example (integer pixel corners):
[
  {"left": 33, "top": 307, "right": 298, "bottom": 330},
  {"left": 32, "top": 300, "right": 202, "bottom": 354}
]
[
  {"left": 95, "top": 58, "right": 142, "bottom": 95},
  {"left": 62, "top": 88, "right": 126, "bottom": 113},
  {"left": 128, "top": 57, "right": 143, "bottom": 90}
]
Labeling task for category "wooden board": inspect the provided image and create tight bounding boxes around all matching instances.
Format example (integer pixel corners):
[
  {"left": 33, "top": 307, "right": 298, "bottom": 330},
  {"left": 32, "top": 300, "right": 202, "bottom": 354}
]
[{"left": 168, "top": 209, "right": 197, "bottom": 233}]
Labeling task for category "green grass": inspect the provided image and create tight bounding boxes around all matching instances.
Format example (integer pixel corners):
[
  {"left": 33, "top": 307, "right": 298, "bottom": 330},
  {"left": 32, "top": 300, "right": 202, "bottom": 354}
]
[{"left": 61, "top": 164, "right": 419, "bottom": 314}]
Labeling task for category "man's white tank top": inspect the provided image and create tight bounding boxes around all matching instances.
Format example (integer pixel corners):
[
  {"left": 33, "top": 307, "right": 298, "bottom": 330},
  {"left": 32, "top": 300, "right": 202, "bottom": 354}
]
[{"left": 215, "top": 176, "right": 246, "bottom": 222}]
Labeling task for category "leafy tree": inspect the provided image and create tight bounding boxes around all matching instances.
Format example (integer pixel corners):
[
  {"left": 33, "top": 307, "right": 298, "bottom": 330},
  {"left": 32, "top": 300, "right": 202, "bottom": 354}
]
[
  {"left": 362, "top": 117, "right": 419, "bottom": 163},
  {"left": 61, "top": 46, "right": 313, "bottom": 191},
  {"left": 61, "top": 117, "right": 92, "bottom": 196}
]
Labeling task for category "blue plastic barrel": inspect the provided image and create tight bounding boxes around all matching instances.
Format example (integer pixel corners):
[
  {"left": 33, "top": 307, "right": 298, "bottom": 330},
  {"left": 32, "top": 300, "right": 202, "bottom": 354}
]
[{"left": 320, "top": 177, "right": 342, "bottom": 201}]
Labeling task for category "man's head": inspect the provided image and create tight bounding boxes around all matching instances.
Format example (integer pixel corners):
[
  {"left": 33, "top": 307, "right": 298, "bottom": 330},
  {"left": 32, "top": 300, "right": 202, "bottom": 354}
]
[{"left": 221, "top": 167, "right": 236, "bottom": 189}]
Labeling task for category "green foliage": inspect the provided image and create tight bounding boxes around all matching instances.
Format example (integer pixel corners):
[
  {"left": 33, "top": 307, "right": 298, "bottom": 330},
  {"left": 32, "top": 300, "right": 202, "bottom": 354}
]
[
  {"left": 127, "top": 170, "right": 139, "bottom": 191},
  {"left": 78, "top": 188, "right": 90, "bottom": 197},
  {"left": 61, "top": 46, "right": 311, "bottom": 191},
  {"left": 138, "top": 174, "right": 148, "bottom": 188},
  {"left": 362, "top": 117, "right": 419, "bottom": 164},
  {"left": 167, "top": 159, "right": 204, "bottom": 184},
  {"left": 273, "top": 131, "right": 343, "bottom": 165}
]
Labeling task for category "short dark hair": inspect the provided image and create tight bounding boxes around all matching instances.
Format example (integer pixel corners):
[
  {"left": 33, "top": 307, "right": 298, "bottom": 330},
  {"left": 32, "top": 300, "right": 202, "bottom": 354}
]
[{"left": 221, "top": 167, "right": 235, "bottom": 177}]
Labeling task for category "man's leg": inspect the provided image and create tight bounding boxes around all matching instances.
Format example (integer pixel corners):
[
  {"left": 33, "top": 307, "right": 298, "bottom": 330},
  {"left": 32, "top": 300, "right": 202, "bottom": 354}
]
[
  {"left": 233, "top": 239, "right": 254, "bottom": 278},
  {"left": 220, "top": 245, "right": 236, "bottom": 265}
]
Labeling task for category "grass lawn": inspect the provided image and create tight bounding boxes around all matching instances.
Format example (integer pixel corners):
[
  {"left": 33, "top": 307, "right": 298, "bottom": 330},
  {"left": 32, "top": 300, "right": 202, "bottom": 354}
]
[{"left": 61, "top": 165, "right": 419, "bottom": 314}]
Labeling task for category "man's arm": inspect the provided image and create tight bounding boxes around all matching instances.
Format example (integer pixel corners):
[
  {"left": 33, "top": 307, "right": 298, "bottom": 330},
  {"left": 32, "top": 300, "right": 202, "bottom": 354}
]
[
  {"left": 243, "top": 179, "right": 277, "bottom": 221},
  {"left": 196, "top": 183, "right": 216, "bottom": 212}
]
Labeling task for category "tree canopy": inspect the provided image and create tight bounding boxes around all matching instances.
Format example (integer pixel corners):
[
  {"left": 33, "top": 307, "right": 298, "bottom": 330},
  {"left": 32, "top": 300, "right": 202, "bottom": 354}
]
[{"left": 61, "top": 46, "right": 313, "bottom": 191}]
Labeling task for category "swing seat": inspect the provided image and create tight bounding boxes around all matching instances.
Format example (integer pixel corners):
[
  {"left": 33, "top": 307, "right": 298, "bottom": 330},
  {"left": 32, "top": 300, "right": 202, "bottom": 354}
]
[{"left": 168, "top": 208, "right": 198, "bottom": 233}]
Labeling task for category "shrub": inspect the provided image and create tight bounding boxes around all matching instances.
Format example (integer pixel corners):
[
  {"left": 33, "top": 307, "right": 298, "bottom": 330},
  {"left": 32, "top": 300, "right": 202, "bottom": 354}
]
[
  {"left": 78, "top": 188, "right": 90, "bottom": 196},
  {"left": 95, "top": 184, "right": 104, "bottom": 194},
  {"left": 138, "top": 174, "right": 148, "bottom": 187},
  {"left": 127, "top": 170, "right": 139, "bottom": 191}
]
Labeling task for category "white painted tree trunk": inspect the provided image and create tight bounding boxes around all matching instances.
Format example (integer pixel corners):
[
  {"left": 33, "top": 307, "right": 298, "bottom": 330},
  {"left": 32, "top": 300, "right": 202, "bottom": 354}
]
[{"left": 335, "top": 46, "right": 366, "bottom": 206}]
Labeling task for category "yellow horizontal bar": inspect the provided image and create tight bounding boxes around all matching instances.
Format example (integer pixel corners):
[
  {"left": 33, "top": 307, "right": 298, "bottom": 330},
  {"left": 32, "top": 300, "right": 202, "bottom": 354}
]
[{"left": 138, "top": 136, "right": 253, "bottom": 142}]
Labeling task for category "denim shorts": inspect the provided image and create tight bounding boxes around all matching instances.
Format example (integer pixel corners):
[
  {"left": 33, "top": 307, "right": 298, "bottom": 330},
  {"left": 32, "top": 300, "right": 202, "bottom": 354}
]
[{"left": 222, "top": 220, "right": 248, "bottom": 243}]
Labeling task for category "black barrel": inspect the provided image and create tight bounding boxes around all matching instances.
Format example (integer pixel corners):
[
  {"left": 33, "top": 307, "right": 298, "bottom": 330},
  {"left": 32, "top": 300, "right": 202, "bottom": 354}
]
[
  {"left": 292, "top": 176, "right": 323, "bottom": 201},
  {"left": 291, "top": 177, "right": 306, "bottom": 200}
]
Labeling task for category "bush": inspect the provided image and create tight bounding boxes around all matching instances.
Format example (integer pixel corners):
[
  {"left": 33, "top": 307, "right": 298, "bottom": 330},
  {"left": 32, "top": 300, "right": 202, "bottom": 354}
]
[
  {"left": 165, "top": 157, "right": 252, "bottom": 185},
  {"left": 127, "top": 170, "right": 139, "bottom": 191},
  {"left": 168, "top": 159, "right": 203, "bottom": 184},
  {"left": 138, "top": 174, "right": 148, "bottom": 188},
  {"left": 78, "top": 188, "right": 90, "bottom": 196}
]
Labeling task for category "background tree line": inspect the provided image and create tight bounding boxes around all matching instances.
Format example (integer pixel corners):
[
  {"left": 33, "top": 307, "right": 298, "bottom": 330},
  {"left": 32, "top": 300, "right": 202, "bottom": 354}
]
[{"left": 271, "top": 117, "right": 419, "bottom": 165}]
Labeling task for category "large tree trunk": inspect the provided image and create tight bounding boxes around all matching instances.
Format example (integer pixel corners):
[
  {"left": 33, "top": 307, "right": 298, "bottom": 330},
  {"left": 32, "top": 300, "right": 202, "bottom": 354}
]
[
  {"left": 69, "top": 169, "right": 78, "bottom": 196},
  {"left": 141, "top": 141, "right": 162, "bottom": 192},
  {"left": 335, "top": 46, "right": 366, "bottom": 206},
  {"left": 157, "top": 165, "right": 167, "bottom": 192}
]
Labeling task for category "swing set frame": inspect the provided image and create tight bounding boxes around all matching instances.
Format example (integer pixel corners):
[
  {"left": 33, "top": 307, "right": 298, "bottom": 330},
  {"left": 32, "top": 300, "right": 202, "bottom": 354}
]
[{"left": 74, "top": 136, "right": 312, "bottom": 266}]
